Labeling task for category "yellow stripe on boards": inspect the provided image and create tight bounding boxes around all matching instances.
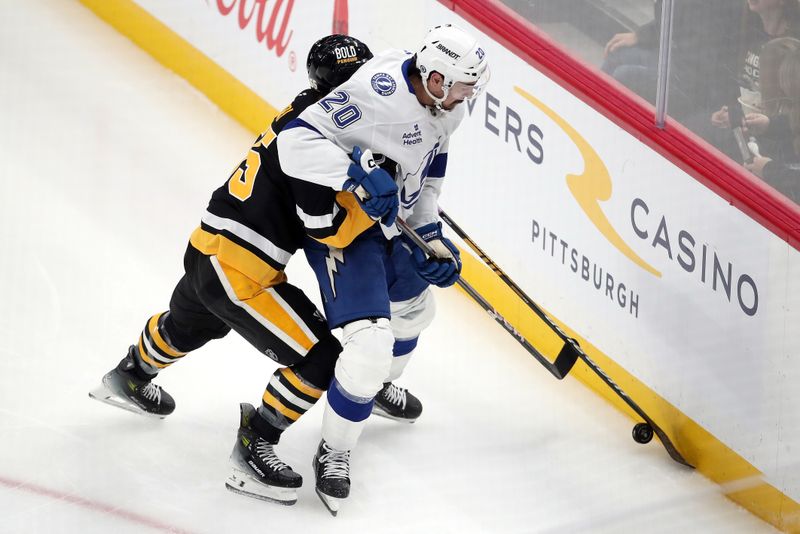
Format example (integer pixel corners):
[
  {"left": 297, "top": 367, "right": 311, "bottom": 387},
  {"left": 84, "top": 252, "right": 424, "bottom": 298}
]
[
  {"left": 262, "top": 390, "right": 301, "bottom": 421},
  {"left": 280, "top": 368, "right": 323, "bottom": 399},
  {"left": 78, "top": 0, "right": 276, "bottom": 135}
]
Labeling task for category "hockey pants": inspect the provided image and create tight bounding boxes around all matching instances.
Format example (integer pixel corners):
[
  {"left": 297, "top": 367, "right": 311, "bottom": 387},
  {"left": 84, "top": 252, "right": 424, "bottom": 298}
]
[{"left": 129, "top": 244, "right": 341, "bottom": 441}]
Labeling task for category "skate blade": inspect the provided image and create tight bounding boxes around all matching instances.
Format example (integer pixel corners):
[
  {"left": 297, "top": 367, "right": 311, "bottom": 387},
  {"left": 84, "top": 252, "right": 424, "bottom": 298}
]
[
  {"left": 371, "top": 406, "right": 417, "bottom": 424},
  {"left": 315, "top": 487, "right": 343, "bottom": 516},
  {"left": 88, "top": 384, "right": 166, "bottom": 420},
  {"left": 225, "top": 468, "right": 297, "bottom": 506}
]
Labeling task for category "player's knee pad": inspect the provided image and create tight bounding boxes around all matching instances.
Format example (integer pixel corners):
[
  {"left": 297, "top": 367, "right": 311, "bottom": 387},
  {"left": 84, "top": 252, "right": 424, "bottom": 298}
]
[
  {"left": 390, "top": 289, "right": 436, "bottom": 341},
  {"left": 334, "top": 318, "right": 394, "bottom": 398},
  {"left": 291, "top": 335, "right": 342, "bottom": 390}
]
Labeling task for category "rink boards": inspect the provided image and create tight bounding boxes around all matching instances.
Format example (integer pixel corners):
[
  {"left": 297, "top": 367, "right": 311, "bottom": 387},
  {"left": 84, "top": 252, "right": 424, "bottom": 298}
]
[{"left": 78, "top": 0, "right": 800, "bottom": 530}]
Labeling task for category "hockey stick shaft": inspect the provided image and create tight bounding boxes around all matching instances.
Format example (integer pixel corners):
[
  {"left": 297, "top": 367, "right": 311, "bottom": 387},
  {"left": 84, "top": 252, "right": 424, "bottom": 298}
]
[
  {"left": 396, "top": 218, "right": 575, "bottom": 380},
  {"left": 438, "top": 209, "right": 693, "bottom": 468},
  {"left": 439, "top": 209, "right": 575, "bottom": 344}
]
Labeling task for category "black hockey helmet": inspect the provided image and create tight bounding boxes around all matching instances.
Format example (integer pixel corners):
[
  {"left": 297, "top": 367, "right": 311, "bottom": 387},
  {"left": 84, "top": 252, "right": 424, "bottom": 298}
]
[{"left": 307, "top": 34, "right": 373, "bottom": 93}]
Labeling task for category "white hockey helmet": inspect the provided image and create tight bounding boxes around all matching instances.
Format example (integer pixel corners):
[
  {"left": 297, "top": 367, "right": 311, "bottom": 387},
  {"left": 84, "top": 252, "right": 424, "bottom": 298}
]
[{"left": 415, "top": 24, "right": 490, "bottom": 110}]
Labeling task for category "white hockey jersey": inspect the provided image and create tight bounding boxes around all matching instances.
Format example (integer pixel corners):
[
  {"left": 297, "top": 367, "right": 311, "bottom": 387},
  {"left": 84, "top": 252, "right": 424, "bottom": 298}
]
[{"left": 278, "top": 48, "right": 465, "bottom": 234}]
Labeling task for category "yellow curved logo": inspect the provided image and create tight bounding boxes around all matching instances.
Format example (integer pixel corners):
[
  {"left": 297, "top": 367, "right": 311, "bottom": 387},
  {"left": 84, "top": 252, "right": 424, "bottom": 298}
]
[{"left": 515, "top": 86, "right": 661, "bottom": 278}]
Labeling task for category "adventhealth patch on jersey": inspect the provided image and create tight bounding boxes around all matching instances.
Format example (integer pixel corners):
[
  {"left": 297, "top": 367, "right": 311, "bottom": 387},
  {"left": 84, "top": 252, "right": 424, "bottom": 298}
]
[
  {"left": 402, "top": 124, "right": 422, "bottom": 146},
  {"left": 371, "top": 73, "right": 396, "bottom": 96}
]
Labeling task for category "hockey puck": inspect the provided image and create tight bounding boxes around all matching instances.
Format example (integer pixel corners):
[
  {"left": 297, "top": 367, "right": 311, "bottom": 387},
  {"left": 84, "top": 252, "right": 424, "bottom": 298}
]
[{"left": 632, "top": 423, "right": 653, "bottom": 444}]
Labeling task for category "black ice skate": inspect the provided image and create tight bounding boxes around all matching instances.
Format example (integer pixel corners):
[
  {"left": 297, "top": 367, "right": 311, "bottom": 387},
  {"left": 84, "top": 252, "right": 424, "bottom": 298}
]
[
  {"left": 88, "top": 347, "right": 175, "bottom": 419},
  {"left": 371, "top": 382, "right": 422, "bottom": 423},
  {"left": 312, "top": 439, "right": 351, "bottom": 516},
  {"left": 226, "top": 403, "right": 302, "bottom": 506}
]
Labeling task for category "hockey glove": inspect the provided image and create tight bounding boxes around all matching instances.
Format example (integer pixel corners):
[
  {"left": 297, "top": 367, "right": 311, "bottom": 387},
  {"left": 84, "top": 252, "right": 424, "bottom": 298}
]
[
  {"left": 404, "top": 222, "right": 462, "bottom": 288},
  {"left": 343, "top": 146, "right": 399, "bottom": 226}
]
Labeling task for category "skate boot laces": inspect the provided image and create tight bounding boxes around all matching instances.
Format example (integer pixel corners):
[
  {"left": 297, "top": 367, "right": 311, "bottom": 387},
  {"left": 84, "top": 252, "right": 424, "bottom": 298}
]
[
  {"left": 140, "top": 382, "right": 163, "bottom": 404},
  {"left": 255, "top": 439, "right": 290, "bottom": 471},
  {"left": 383, "top": 383, "right": 407, "bottom": 409},
  {"left": 320, "top": 442, "right": 350, "bottom": 479}
]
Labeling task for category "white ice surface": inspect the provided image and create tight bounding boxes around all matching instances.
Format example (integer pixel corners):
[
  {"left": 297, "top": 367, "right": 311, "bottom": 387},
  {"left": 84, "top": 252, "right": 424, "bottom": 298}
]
[{"left": 0, "top": 1, "right": 777, "bottom": 533}]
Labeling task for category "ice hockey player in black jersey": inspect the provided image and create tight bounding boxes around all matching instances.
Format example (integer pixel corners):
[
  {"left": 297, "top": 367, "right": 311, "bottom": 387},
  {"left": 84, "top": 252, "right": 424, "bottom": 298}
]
[{"left": 89, "top": 34, "right": 393, "bottom": 507}]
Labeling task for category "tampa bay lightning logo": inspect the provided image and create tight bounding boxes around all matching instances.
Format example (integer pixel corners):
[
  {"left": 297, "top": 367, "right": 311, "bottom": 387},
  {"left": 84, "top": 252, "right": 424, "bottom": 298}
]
[
  {"left": 400, "top": 143, "right": 440, "bottom": 208},
  {"left": 371, "top": 73, "right": 396, "bottom": 96}
]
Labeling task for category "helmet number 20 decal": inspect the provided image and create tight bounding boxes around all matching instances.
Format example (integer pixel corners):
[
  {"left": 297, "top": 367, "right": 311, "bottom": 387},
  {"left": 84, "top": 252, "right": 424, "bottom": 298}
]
[{"left": 318, "top": 91, "right": 362, "bottom": 129}]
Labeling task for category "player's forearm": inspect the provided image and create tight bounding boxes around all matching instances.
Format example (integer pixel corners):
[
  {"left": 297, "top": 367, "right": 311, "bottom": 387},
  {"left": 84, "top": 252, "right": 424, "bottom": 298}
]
[
  {"left": 404, "top": 178, "right": 443, "bottom": 229},
  {"left": 277, "top": 124, "right": 351, "bottom": 190}
]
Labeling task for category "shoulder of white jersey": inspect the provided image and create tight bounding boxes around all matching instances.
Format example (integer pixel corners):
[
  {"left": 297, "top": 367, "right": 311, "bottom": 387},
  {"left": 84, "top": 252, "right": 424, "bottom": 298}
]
[
  {"left": 294, "top": 49, "right": 410, "bottom": 128},
  {"left": 369, "top": 48, "right": 411, "bottom": 63},
  {"left": 337, "top": 48, "right": 413, "bottom": 98}
]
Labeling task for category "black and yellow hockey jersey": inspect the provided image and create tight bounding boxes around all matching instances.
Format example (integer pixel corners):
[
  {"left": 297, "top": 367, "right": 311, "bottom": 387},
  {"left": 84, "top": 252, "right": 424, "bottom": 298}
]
[{"left": 189, "top": 89, "right": 375, "bottom": 287}]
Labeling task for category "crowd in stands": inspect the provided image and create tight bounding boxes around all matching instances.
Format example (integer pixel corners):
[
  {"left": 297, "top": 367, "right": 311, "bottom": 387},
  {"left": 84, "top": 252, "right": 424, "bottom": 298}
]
[{"left": 601, "top": 0, "right": 800, "bottom": 204}]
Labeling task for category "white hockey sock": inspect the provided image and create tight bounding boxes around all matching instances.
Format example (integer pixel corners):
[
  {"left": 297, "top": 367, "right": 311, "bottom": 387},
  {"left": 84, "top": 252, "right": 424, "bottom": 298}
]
[
  {"left": 387, "top": 349, "right": 413, "bottom": 382},
  {"left": 322, "top": 399, "right": 368, "bottom": 451}
]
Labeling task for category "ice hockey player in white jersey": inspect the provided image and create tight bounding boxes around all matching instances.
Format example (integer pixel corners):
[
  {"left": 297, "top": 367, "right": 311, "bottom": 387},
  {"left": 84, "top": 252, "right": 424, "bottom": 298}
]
[{"left": 278, "top": 24, "right": 490, "bottom": 515}]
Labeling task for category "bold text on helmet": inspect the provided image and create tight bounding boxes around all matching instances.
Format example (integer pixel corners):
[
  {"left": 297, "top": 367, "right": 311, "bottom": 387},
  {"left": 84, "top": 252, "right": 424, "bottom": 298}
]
[{"left": 335, "top": 46, "right": 358, "bottom": 60}]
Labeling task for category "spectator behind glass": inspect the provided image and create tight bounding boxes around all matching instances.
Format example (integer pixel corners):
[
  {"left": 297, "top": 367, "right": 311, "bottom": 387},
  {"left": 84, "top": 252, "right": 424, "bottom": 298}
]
[
  {"left": 745, "top": 47, "right": 800, "bottom": 202},
  {"left": 740, "top": 37, "right": 800, "bottom": 162},
  {"left": 601, "top": 0, "right": 740, "bottom": 120},
  {"left": 710, "top": 1, "right": 800, "bottom": 127},
  {"left": 699, "top": 1, "right": 800, "bottom": 160}
]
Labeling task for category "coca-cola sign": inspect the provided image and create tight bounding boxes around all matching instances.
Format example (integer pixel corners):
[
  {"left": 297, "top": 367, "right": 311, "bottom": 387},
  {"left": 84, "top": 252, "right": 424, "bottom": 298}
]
[{"left": 214, "top": 0, "right": 294, "bottom": 57}]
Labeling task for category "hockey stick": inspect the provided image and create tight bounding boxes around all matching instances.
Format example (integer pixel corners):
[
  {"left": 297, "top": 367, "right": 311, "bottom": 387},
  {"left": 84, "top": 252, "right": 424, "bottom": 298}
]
[
  {"left": 396, "top": 217, "right": 577, "bottom": 380},
  {"left": 351, "top": 153, "right": 571, "bottom": 378},
  {"left": 439, "top": 210, "right": 580, "bottom": 348},
  {"left": 437, "top": 209, "right": 693, "bottom": 468}
]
